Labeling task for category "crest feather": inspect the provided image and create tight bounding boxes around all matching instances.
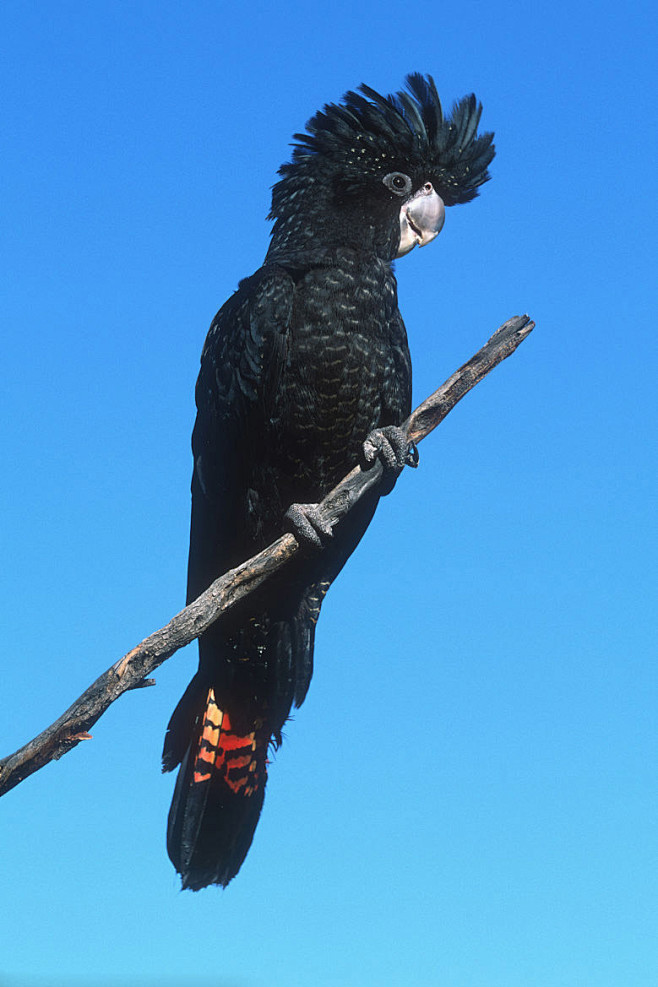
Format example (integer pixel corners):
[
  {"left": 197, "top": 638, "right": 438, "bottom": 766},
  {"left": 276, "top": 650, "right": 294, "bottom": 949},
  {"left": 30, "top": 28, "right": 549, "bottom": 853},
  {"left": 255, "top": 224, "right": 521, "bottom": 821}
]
[{"left": 270, "top": 73, "right": 495, "bottom": 220}]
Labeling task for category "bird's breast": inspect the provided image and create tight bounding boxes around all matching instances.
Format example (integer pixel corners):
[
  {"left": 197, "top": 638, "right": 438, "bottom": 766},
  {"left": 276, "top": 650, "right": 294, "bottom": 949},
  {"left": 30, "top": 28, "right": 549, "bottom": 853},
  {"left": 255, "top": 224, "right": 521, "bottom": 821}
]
[{"left": 272, "top": 260, "right": 409, "bottom": 498}]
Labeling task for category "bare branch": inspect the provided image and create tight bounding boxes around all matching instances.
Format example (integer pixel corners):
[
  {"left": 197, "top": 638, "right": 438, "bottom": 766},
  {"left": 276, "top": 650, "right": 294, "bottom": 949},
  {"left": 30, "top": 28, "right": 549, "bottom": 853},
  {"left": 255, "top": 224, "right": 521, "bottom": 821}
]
[{"left": 0, "top": 314, "right": 534, "bottom": 797}]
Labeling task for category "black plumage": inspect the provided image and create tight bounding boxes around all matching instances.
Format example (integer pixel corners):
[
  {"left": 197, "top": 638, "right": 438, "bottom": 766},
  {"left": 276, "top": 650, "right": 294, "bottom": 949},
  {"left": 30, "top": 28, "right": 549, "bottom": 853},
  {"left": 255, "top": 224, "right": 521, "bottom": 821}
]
[{"left": 162, "top": 73, "right": 495, "bottom": 889}]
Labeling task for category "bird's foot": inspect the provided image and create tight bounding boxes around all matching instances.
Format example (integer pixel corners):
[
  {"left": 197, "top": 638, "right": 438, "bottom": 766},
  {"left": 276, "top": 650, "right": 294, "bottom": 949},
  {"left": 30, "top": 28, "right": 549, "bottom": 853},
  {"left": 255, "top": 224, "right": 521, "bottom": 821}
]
[
  {"left": 361, "top": 425, "right": 419, "bottom": 494},
  {"left": 284, "top": 502, "right": 334, "bottom": 551}
]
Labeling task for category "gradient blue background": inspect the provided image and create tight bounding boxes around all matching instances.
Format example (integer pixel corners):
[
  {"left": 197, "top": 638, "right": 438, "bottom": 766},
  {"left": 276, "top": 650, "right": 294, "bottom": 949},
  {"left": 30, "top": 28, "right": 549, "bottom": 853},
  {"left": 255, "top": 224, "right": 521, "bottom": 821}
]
[{"left": 1, "top": 2, "right": 656, "bottom": 985}]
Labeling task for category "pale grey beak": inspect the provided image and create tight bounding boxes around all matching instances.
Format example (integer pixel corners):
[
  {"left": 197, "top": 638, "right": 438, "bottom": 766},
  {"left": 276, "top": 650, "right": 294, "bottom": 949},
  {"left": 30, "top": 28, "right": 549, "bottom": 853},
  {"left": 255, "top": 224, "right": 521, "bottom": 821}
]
[{"left": 396, "top": 183, "right": 445, "bottom": 258}]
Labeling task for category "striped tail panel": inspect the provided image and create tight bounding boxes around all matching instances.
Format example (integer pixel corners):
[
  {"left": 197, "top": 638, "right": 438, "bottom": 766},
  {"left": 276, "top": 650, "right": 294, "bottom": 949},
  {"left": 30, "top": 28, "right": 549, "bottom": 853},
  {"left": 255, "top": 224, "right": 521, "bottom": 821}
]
[{"left": 192, "top": 688, "right": 267, "bottom": 797}]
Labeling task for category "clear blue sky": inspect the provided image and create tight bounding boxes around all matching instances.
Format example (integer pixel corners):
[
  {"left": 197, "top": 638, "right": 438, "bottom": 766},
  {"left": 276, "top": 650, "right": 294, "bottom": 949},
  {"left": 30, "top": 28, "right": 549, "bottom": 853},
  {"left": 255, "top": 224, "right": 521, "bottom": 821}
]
[{"left": 1, "top": 2, "right": 656, "bottom": 986}]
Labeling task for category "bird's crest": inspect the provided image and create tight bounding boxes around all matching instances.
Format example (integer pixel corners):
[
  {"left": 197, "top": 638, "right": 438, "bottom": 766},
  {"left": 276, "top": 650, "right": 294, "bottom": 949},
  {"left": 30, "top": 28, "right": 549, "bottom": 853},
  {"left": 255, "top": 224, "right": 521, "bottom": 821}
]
[{"left": 273, "top": 73, "right": 495, "bottom": 210}]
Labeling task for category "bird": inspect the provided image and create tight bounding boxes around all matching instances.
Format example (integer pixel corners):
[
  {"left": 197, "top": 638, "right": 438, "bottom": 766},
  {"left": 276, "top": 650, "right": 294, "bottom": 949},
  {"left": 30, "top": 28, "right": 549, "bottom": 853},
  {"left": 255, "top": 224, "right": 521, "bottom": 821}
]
[{"left": 162, "top": 73, "right": 495, "bottom": 890}]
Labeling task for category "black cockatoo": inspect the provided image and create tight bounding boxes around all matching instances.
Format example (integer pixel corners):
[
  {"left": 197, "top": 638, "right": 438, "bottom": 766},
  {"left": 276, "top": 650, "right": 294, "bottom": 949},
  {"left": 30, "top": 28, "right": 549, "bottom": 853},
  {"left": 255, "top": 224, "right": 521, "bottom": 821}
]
[{"left": 162, "top": 74, "right": 494, "bottom": 890}]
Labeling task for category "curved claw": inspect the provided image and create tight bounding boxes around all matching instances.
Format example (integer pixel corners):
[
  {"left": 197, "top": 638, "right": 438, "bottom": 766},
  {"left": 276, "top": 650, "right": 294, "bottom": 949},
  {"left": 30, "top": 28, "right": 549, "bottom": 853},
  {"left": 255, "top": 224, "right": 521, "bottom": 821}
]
[
  {"left": 284, "top": 502, "right": 334, "bottom": 550},
  {"left": 361, "top": 425, "right": 417, "bottom": 492},
  {"left": 405, "top": 441, "right": 419, "bottom": 468}
]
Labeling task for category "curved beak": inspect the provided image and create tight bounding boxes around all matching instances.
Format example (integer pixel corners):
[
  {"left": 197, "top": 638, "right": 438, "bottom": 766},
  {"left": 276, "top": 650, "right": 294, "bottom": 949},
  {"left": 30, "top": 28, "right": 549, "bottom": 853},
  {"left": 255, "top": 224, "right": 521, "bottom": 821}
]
[{"left": 396, "top": 183, "right": 445, "bottom": 258}]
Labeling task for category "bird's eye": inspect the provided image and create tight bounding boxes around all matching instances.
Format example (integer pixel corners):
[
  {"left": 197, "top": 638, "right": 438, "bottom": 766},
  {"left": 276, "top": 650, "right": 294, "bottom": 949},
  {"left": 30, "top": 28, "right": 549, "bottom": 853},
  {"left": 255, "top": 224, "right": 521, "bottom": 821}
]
[{"left": 383, "top": 172, "right": 412, "bottom": 196}]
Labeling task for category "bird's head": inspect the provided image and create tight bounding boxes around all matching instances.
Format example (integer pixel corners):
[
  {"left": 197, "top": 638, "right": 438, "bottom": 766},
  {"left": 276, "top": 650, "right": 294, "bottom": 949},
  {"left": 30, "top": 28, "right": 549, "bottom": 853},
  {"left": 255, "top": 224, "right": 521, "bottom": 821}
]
[{"left": 267, "top": 73, "right": 495, "bottom": 262}]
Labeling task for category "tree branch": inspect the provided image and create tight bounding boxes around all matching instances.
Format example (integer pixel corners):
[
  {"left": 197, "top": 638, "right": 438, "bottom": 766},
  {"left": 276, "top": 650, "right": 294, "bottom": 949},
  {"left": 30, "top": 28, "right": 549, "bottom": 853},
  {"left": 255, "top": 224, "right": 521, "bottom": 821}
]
[{"left": 0, "top": 314, "right": 534, "bottom": 797}]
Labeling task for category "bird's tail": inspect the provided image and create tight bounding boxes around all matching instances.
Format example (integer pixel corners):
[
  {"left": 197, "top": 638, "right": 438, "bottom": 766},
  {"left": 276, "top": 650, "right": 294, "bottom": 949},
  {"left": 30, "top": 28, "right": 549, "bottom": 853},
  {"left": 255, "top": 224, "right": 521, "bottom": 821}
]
[{"left": 162, "top": 678, "right": 270, "bottom": 890}]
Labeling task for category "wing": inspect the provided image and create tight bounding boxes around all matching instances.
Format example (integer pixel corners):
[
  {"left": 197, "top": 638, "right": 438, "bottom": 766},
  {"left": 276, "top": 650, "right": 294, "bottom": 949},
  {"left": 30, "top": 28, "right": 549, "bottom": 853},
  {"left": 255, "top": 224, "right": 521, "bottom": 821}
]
[{"left": 186, "top": 265, "right": 295, "bottom": 604}]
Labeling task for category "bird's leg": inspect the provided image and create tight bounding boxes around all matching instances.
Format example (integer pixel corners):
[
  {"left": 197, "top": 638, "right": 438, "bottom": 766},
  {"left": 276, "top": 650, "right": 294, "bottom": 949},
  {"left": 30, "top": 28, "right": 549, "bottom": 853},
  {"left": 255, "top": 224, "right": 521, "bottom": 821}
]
[
  {"left": 285, "top": 426, "right": 418, "bottom": 549},
  {"left": 284, "top": 502, "right": 335, "bottom": 551},
  {"left": 361, "top": 425, "right": 419, "bottom": 494}
]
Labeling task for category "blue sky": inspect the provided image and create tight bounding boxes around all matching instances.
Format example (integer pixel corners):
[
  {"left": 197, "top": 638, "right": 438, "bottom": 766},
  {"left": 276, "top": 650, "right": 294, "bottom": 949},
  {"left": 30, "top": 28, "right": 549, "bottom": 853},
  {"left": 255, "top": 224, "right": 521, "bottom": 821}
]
[{"left": 1, "top": 2, "right": 656, "bottom": 985}]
